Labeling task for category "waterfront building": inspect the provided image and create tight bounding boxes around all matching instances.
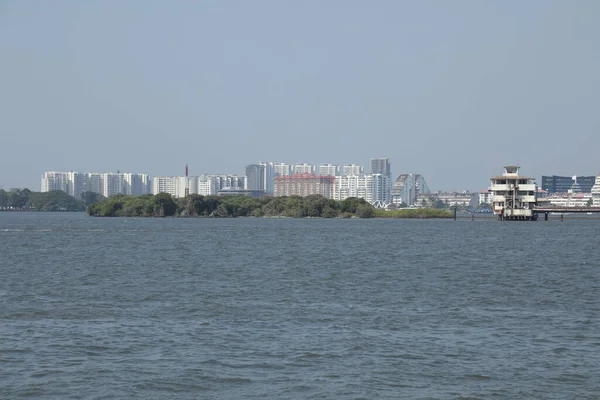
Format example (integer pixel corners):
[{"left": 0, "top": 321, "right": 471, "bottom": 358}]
[
  {"left": 490, "top": 166, "right": 537, "bottom": 220},
  {"left": 332, "top": 174, "right": 369, "bottom": 202},
  {"left": 152, "top": 176, "right": 194, "bottom": 198},
  {"left": 194, "top": 174, "right": 245, "bottom": 196},
  {"left": 436, "top": 191, "right": 477, "bottom": 208},
  {"left": 274, "top": 174, "right": 334, "bottom": 198},
  {"left": 245, "top": 164, "right": 265, "bottom": 192},
  {"left": 129, "top": 174, "right": 152, "bottom": 196},
  {"left": 369, "top": 158, "right": 392, "bottom": 207},
  {"left": 370, "top": 173, "right": 392, "bottom": 207},
  {"left": 541, "top": 175, "right": 595, "bottom": 194},
  {"left": 245, "top": 163, "right": 273, "bottom": 194},
  {"left": 42, "top": 171, "right": 151, "bottom": 198},
  {"left": 260, "top": 162, "right": 275, "bottom": 195},
  {"left": 480, "top": 187, "right": 544, "bottom": 205},
  {"left": 41, "top": 172, "right": 72, "bottom": 195},
  {"left": 543, "top": 192, "right": 592, "bottom": 208},
  {"left": 83, "top": 173, "right": 102, "bottom": 195},
  {"left": 478, "top": 189, "right": 492, "bottom": 205},
  {"left": 197, "top": 175, "right": 214, "bottom": 196},
  {"left": 391, "top": 174, "right": 430, "bottom": 206},
  {"left": 592, "top": 174, "right": 600, "bottom": 206}
]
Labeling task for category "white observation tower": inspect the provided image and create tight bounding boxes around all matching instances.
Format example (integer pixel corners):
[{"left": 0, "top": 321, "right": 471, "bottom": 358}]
[{"left": 490, "top": 166, "right": 537, "bottom": 221}]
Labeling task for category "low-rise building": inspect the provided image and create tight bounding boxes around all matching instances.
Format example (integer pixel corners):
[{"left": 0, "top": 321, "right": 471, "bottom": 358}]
[
  {"left": 542, "top": 192, "right": 593, "bottom": 207},
  {"left": 436, "top": 191, "right": 476, "bottom": 208},
  {"left": 592, "top": 174, "right": 600, "bottom": 206}
]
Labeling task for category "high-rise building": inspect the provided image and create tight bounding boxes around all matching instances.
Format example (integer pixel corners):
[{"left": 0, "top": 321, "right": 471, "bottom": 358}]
[
  {"left": 370, "top": 158, "right": 391, "bottom": 176},
  {"left": 369, "top": 158, "right": 391, "bottom": 206},
  {"left": 41, "top": 171, "right": 151, "bottom": 198},
  {"left": 245, "top": 164, "right": 265, "bottom": 192},
  {"left": 541, "top": 175, "right": 595, "bottom": 193},
  {"left": 260, "top": 162, "right": 275, "bottom": 195},
  {"left": 41, "top": 172, "right": 72, "bottom": 195},
  {"left": 341, "top": 164, "right": 364, "bottom": 175},
  {"left": 292, "top": 163, "right": 314, "bottom": 175},
  {"left": 332, "top": 174, "right": 369, "bottom": 201},
  {"left": 391, "top": 173, "right": 430, "bottom": 206},
  {"left": 274, "top": 174, "right": 335, "bottom": 198},
  {"left": 152, "top": 176, "right": 192, "bottom": 198},
  {"left": 318, "top": 164, "right": 338, "bottom": 176},
  {"left": 369, "top": 173, "right": 392, "bottom": 206},
  {"left": 197, "top": 175, "right": 214, "bottom": 196},
  {"left": 273, "top": 163, "right": 292, "bottom": 176},
  {"left": 84, "top": 173, "right": 103, "bottom": 195}
]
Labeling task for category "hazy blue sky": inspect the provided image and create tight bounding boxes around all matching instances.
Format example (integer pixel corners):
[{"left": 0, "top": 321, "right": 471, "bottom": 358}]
[{"left": 1, "top": 0, "right": 599, "bottom": 191}]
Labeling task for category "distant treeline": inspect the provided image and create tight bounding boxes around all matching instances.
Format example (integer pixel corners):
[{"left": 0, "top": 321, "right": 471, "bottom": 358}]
[
  {"left": 0, "top": 189, "right": 97, "bottom": 212},
  {"left": 87, "top": 193, "right": 379, "bottom": 218},
  {"left": 1, "top": 188, "right": 455, "bottom": 218},
  {"left": 87, "top": 193, "right": 455, "bottom": 219}
]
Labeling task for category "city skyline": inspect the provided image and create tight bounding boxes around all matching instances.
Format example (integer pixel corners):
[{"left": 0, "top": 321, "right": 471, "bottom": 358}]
[
  {"left": 2, "top": 2, "right": 600, "bottom": 190},
  {"left": 26, "top": 161, "right": 600, "bottom": 193}
]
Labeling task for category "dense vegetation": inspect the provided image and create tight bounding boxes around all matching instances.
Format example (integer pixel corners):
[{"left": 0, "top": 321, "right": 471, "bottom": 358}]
[
  {"left": 0, "top": 189, "right": 87, "bottom": 211},
  {"left": 375, "top": 208, "right": 454, "bottom": 219},
  {"left": 87, "top": 194, "right": 379, "bottom": 218}
]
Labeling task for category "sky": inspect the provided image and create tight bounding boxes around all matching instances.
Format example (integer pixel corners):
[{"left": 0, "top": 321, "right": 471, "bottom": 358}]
[{"left": 1, "top": 0, "right": 599, "bottom": 192}]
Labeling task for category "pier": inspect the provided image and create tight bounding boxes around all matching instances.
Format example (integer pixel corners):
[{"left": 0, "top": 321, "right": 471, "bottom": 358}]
[{"left": 533, "top": 207, "right": 600, "bottom": 220}]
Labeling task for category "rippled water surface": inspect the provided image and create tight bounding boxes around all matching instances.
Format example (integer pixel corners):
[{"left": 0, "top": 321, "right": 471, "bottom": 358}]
[{"left": 1, "top": 212, "right": 599, "bottom": 399}]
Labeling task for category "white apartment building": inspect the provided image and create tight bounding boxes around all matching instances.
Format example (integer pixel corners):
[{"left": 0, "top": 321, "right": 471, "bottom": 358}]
[
  {"left": 152, "top": 176, "right": 196, "bottom": 198},
  {"left": 273, "top": 163, "right": 292, "bottom": 176},
  {"left": 331, "top": 173, "right": 391, "bottom": 207},
  {"left": 292, "top": 163, "right": 314, "bottom": 175},
  {"left": 478, "top": 189, "right": 492, "bottom": 205},
  {"left": 41, "top": 171, "right": 151, "bottom": 198},
  {"left": 260, "top": 162, "right": 275, "bottom": 195},
  {"left": 332, "top": 175, "right": 370, "bottom": 201},
  {"left": 592, "top": 174, "right": 600, "bottom": 206},
  {"left": 370, "top": 173, "right": 392, "bottom": 207},
  {"left": 318, "top": 164, "right": 338, "bottom": 176},
  {"left": 152, "top": 174, "right": 245, "bottom": 198},
  {"left": 341, "top": 164, "right": 364, "bottom": 176},
  {"left": 41, "top": 172, "right": 72, "bottom": 194},
  {"left": 198, "top": 174, "right": 242, "bottom": 196},
  {"left": 197, "top": 176, "right": 213, "bottom": 196}
]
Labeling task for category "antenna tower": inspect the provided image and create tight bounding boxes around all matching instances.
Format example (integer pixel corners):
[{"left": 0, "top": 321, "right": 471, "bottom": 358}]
[{"left": 185, "top": 164, "right": 190, "bottom": 197}]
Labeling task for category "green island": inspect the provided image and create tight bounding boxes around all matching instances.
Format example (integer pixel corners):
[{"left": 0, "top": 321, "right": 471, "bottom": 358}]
[
  {"left": 87, "top": 193, "right": 453, "bottom": 219},
  {"left": 1, "top": 188, "right": 453, "bottom": 218}
]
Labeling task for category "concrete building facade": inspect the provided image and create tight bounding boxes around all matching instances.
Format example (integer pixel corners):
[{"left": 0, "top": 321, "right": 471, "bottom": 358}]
[
  {"left": 542, "top": 175, "right": 595, "bottom": 194},
  {"left": 274, "top": 174, "right": 335, "bottom": 198},
  {"left": 42, "top": 171, "right": 151, "bottom": 198}
]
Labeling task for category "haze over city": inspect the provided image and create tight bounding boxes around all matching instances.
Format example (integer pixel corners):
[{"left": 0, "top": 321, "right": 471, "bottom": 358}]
[{"left": 1, "top": 1, "right": 599, "bottom": 191}]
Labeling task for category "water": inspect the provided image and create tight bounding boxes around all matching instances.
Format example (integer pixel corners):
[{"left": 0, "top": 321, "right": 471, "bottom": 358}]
[{"left": 1, "top": 212, "right": 599, "bottom": 399}]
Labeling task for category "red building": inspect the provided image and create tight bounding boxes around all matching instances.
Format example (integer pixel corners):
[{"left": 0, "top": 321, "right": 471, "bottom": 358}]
[{"left": 274, "top": 174, "right": 335, "bottom": 198}]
